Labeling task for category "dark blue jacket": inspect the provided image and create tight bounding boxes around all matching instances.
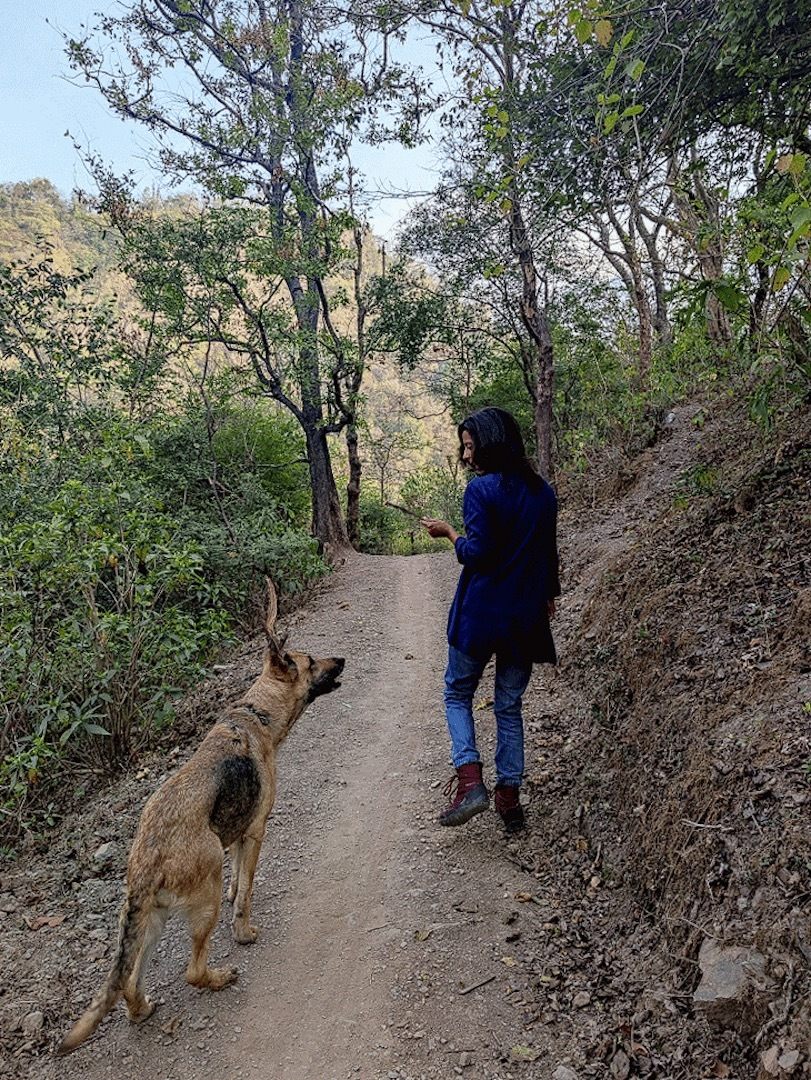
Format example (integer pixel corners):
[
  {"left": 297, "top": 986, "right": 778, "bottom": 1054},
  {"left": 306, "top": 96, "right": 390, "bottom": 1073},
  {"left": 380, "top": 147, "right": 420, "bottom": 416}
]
[{"left": 448, "top": 471, "right": 560, "bottom": 665}]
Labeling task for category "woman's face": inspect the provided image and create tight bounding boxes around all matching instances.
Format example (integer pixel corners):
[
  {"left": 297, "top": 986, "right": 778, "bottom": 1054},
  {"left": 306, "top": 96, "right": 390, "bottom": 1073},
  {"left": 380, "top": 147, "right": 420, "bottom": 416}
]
[{"left": 461, "top": 430, "right": 476, "bottom": 469}]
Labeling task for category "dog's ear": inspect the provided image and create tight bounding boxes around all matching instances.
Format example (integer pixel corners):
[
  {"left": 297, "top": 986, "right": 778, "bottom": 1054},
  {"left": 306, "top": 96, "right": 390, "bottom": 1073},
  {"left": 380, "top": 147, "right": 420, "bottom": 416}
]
[{"left": 263, "top": 638, "right": 298, "bottom": 680}]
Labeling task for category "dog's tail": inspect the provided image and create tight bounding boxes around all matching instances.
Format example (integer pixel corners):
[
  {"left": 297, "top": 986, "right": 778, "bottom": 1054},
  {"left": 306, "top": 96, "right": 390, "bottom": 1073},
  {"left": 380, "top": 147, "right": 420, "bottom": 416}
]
[{"left": 57, "top": 893, "right": 144, "bottom": 1056}]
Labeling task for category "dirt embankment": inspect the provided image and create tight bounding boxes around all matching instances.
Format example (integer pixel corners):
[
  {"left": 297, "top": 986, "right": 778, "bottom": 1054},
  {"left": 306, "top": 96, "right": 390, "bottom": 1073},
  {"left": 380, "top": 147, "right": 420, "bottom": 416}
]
[
  {"left": 0, "top": 394, "right": 808, "bottom": 1080},
  {"left": 560, "top": 397, "right": 811, "bottom": 1074}
]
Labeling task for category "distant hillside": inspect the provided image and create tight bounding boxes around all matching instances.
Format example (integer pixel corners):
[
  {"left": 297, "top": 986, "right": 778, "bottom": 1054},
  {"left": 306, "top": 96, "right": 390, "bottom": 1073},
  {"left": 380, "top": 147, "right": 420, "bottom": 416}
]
[
  {"left": 0, "top": 179, "right": 455, "bottom": 481},
  {"left": 0, "top": 179, "right": 111, "bottom": 270}
]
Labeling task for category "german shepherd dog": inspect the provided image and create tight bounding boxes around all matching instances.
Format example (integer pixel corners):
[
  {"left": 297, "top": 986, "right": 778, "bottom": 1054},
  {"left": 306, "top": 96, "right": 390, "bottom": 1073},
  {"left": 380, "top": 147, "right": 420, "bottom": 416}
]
[{"left": 58, "top": 579, "right": 344, "bottom": 1055}]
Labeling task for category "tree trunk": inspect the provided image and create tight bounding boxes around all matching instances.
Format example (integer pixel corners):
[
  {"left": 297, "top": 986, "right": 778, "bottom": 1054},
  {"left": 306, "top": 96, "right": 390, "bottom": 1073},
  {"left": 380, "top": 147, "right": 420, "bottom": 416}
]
[
  {"left": 306, "top": 425, "right": 349, "bottom": 551},
  {"left": 605, "top": 204, "right": 653, "bottom": 389},
  {"left": 669, "top": 151, "right": 732, "bottom": 351},
  {"left": 509, "top": 195, "right": 555, "bottom": 481},
  {"left": 345, "top": 423, "right": 362, "bottom": 549},
  {"left": 289, "top": 274, "right": 349, "bottom": 552},
  {"left": 701, "top": 248, "right": 733, "bottom": 348},
  {"left": 635, "top": 206, "right": 672, "bottom": 348}
]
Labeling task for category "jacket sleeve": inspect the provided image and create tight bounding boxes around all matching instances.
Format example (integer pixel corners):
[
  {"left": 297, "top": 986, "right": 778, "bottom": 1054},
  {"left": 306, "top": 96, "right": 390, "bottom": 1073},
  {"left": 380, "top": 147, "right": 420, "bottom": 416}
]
[{"left": 454, "top": 480, "right": 498, "bottom": 572}]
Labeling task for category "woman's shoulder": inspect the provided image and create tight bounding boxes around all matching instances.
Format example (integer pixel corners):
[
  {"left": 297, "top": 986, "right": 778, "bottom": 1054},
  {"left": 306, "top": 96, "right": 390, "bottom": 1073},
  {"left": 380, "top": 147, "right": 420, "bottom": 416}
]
[{"left": 465, "top": 472, "right": 501, "bottom": 501}]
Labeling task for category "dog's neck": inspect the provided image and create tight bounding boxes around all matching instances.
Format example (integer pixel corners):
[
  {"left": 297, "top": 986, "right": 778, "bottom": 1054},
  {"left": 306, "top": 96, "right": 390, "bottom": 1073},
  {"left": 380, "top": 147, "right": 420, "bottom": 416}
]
[
  {"left": 230, "top": 686, "right": 300, "bottom": 747},
  {"left": 235, "top": 702, "right": 274, "bottom": 728}
]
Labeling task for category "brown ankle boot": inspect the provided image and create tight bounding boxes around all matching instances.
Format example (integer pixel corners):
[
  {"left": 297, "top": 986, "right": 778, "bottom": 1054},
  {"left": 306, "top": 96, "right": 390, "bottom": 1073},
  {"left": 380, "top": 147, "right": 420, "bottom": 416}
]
[
  {"left": 439, "top": 763, "right": 489, "bottom": 826},
  {"left": 495, "top": 784, "right": 525, "bottom": 834}
]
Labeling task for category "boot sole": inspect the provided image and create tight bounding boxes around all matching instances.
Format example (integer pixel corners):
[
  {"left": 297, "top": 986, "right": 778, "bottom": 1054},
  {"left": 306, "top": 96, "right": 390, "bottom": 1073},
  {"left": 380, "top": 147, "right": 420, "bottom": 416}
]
[{"left": 439, "top": 787, "right": 490, "bottom": 827}]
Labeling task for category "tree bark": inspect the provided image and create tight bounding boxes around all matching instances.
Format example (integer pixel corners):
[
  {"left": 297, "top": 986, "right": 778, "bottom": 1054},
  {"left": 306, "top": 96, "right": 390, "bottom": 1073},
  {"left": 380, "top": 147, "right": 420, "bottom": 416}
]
[
  {"left": 306, "top": 425, "right": 349, "bottom": 551},
  {"left": 345, "top": 422, "right": 362, "bottom": 548},
  {"left": 604, "top": 204, "right": 653, "bottom": 388},
  {"left": 510, "top": 196, "right": 555, "bottom": 480}
]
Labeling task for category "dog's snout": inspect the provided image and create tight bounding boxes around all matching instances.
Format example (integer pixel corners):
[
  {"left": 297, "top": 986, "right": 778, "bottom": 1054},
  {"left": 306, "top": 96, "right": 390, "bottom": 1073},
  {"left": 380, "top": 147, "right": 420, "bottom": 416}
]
[{"left": 333, "top": 657, "right": 346, "bottom": 674}]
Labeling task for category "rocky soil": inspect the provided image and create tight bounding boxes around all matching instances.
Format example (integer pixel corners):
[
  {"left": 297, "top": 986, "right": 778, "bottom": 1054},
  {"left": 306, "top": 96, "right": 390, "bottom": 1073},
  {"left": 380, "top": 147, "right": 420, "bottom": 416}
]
[{"left": 0, "top": 397, "right": 808, "bottom": 1080}]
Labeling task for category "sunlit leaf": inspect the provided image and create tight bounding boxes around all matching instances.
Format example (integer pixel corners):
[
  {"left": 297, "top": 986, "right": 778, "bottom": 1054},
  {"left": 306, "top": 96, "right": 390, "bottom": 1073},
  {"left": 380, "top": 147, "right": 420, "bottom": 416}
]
[
  {"left": 626, "top": 58, "right": 645, "bottom": 80},
  {"left": 772, "top": 266, "right": 791, "bottom": 291}
]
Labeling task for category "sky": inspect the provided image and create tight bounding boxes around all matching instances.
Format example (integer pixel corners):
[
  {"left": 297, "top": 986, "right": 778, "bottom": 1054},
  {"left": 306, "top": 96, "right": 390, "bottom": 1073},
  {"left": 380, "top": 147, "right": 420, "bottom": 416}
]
[{"left": 0, "top": 1, "right": 445, "bottom": 241}]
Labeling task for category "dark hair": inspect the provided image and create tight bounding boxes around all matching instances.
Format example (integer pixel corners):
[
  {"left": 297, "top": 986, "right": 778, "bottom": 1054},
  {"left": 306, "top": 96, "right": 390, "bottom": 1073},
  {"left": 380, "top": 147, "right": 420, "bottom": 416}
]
[{"left": 458, "top": 407, "right": 542, "bottom": 491}]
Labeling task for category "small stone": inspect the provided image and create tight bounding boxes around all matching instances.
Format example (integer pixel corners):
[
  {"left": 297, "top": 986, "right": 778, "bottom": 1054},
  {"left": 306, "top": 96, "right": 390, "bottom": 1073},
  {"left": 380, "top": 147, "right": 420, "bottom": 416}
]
[
  {"left": 0, "top": 893, "right": 19, "bottom": 913},
  {"left": 778, "top": 1050, "right": 802, "bottom": 1073},
  {"left": 693, "top": 939, "right": 771, "bottom": 1030},
  {"left": 759, "top": 1046, "right": 781, "bottom": 1078},
  {"left": 611, "top": 1050, "right": 631, "bottom": 1080},
  {"left": 22, "top": 1011, "right": 44, "bottom": 1036},
  {"left": 572, "top": 991, "right": 591, "bottom": 1008},
  {"left": 93, "top": 842, "right": 116, "bottom": 863},
  {"left": 552, "top": 1068, "right": 579, "bottom": 1080}
]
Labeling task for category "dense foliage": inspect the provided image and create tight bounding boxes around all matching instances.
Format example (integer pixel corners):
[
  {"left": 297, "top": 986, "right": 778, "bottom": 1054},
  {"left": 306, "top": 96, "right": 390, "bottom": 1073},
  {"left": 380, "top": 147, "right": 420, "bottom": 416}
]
[{"left": 0, "top": 250, "right": 325, "bottom": 838}]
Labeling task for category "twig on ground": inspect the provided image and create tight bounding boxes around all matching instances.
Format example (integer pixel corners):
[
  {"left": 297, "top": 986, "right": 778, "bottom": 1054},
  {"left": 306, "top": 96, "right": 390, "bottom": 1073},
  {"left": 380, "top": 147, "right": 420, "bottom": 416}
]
[
  {"left": 756, "top": 961, "right": 796, "bottom": 1045},
  {"left": 459, "top": 974, "right": 496, "bottom": 995}
]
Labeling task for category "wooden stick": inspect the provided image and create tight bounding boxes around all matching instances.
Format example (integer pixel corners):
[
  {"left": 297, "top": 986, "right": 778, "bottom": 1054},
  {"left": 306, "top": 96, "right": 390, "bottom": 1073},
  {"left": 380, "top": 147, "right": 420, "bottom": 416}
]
[
  {"left": 459, "top": 974, "right": 496, "bottom": 996},
  {"left": 385, "top": 501, "right": 425, "bottom": 520}
]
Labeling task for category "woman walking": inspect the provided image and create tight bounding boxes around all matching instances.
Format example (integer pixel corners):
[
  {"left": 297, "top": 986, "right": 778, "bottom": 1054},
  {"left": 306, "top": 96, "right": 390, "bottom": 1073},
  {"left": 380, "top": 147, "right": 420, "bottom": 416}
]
[{"left": 421, "top": 407, "right": 559, "bottom": 833}]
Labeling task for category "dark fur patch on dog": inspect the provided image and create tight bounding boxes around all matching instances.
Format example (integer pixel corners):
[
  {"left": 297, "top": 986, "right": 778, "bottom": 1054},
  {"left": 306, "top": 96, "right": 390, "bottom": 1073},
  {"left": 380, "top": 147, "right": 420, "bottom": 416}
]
[{"left": 210, "top": 756, "right": 262, "bottom": 846}]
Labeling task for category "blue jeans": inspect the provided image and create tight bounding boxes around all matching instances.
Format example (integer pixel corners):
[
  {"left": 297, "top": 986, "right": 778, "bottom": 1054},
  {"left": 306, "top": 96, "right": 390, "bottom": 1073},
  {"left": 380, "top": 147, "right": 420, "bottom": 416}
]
[{"left": 443, "top": 646, "right": 532, "bottom": 787}]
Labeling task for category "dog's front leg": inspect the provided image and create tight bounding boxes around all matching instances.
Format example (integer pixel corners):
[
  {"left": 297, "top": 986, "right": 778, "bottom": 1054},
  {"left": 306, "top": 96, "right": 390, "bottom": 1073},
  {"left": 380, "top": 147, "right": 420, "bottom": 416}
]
[{"left": 231, "top": 831, "right": 263, "bottom": 944}]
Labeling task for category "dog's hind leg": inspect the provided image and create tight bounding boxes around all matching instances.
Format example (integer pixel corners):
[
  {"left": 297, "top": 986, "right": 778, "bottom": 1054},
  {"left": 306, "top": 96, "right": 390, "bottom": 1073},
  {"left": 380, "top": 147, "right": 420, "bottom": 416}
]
[
  {"left": 227, "top": 840, "right": 242, "bottom": 904},
  {"left": 185, "top": 876, "right": 238, "bottom": 990},
  {"left": 123, "top": 903, "right": 169, "bottom": 1022},
  {"left": 231, "top": 830, "right": 263, "bottom": 945}
]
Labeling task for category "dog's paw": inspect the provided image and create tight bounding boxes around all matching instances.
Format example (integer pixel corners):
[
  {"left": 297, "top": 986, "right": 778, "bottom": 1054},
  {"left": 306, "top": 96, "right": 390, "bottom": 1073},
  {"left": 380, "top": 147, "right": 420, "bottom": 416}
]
[
  {"left": 233, "top": 923, "right": 258, "bottom": 945},
  {"left": 208, "top": 966, "right": 239, "bottom": 990},
  {"left": 128, "top": 997, "right": 156, "bottom": 1024}
]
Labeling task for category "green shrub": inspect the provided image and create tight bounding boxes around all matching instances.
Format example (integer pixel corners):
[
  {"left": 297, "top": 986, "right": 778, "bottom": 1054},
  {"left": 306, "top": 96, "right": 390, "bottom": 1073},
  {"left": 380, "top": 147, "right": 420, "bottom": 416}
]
[{"left": 0, "top": 430, "right": 232, "bottom": 827}]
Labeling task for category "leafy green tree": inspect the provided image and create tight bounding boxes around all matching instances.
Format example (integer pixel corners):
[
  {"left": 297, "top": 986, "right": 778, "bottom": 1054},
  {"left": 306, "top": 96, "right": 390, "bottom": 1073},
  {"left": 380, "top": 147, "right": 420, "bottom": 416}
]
[
  {"left": 382, "top": 0, "right": 566, "bottom": 478},
  {"left": 68, "top": 0, "right": 420, "bottom": 550}
]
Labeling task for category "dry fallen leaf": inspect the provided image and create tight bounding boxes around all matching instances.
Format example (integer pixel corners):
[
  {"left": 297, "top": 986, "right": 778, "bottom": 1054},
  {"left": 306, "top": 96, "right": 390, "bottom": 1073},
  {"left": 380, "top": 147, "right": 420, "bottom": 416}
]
[
  {"left": 501, "top": 956, "right": 518, "bottom": 967},
  {"left": 711, "top": 1063, "right": 731, "bottom": 1078},
  {"left": 414, "top": 927, "right": 433, "bottom": 942},
  {"left": 510, "top": 1044, "right": 540, "bottom": 1063},
  {"left": 160, "top": 1016, "right": 181, "bottom": 1035},
  {"left": 24, "top": 914, "right": 66, "bottom": 931}
]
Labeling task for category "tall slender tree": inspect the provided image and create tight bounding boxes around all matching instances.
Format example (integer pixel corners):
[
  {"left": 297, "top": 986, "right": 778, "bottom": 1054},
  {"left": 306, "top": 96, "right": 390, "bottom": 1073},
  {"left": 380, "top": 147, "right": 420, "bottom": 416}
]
[{"left": 68, "top": 0, "right": 416, "bottom": 549}]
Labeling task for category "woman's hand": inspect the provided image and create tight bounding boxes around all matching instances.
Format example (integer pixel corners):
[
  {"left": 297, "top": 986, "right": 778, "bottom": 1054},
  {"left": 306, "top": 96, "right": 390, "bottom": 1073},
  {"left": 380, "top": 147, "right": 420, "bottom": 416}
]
[{"left": 421, "top": 518, "right": 460, "bottom": 544}]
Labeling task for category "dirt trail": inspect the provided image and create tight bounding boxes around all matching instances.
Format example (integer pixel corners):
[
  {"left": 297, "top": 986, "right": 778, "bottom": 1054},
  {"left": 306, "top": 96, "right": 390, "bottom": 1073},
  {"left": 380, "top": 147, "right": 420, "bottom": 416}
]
[{"left": 47, "top": 551, "right": 574, "bottom": 1080}]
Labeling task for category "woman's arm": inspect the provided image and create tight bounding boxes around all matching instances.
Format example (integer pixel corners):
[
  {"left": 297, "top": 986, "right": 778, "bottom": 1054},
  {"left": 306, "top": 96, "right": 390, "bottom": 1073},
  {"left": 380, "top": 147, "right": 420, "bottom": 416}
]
[
  {"left": 452, "top": 482, "right": 500, "bottom": 571},
  {"left": 421, "top": 482, "right": 496, "bottom": 569}
]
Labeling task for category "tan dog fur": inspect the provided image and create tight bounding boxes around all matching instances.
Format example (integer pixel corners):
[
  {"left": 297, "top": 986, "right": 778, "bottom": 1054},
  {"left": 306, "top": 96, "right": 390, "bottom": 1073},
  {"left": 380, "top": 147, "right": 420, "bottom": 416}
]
[{"left": 58, "top": 580, "right": 344, "bottom": 1055}]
